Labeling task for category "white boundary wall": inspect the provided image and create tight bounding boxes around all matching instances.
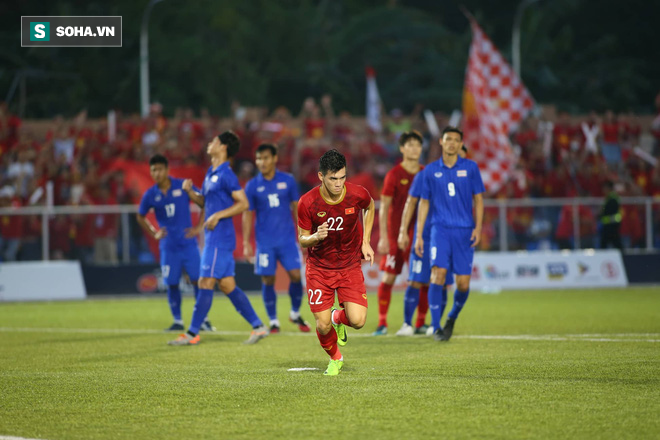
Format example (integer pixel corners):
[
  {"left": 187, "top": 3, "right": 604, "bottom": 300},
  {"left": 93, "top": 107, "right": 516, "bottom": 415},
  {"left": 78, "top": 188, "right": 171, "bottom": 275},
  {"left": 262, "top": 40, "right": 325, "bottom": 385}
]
[
  {"left": 361, "top": 250, "right": 628, "bottom": 290},
  {"left": 0, "top": 261, "right": 87, "bottom": 301}
]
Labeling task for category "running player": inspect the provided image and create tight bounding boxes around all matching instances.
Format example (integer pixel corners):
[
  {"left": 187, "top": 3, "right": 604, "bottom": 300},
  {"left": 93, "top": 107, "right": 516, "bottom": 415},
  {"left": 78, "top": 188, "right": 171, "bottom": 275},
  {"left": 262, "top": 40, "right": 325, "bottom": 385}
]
[
  {"left": 397, "top": 145, "right": 467, "bottom": 336},
  {"left": 243, "top": 143, "right": 310, "bottom": 333},
  {"left": 137, "top": 154, "right": 214, "bottom": 332},
  {"left": 373, "top": 131, "right": 427, "bottom": 336},
  {"left": 298, "top": 149, "right": 376, "bottom": 375},
  {"left": 169, "top": 131, "right": 268, "bottom": 345},
  {"left": 415, "top": 127, "right": 484, "bottom": 341}
]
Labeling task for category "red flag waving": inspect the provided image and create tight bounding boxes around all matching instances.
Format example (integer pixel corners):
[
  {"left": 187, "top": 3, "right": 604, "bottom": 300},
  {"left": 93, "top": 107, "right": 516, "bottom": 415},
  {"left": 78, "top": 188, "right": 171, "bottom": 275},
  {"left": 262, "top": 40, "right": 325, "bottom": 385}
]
[{"left": 462, "top": 18, "right": 535, "bottom": 193}]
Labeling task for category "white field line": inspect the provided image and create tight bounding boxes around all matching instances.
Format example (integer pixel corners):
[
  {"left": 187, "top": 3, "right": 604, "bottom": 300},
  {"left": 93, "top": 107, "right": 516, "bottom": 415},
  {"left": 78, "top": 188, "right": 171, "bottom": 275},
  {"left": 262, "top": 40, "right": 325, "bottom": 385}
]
[
  {"left": 0, "top": 436, "right": 47, "bottom": 440},
  {"left": 0, "top": 327, "right": 658, "bottom": 342}
]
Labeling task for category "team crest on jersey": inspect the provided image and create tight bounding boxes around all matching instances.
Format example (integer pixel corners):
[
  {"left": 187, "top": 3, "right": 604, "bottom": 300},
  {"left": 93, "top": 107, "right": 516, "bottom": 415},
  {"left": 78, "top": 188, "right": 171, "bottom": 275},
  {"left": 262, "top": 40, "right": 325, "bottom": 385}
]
[
  {"left": 345, "top": 207, "right": 355, "bottom": 215},
  {"left": 155, "top": 195, "right": 161, "bottom": 202},
  {"left": 277, "top": 182, "right": 287, "bottom": 190},
  {"left": 317, "top": 211, "right": 327, "bottom": 217},
  {"left": 172, "top": 189, "right": 182, "bottom": 197},
  {"left": 457, "top": 170, "right": 467, "bottom": 177},
  {"left": 257, "top": 186, "right": 265, "bottom": 192},
  {"left": 434, "top": 172, "right": 443, "bottom": 178},
  {"left": 211, "top": 175, "right": 219, "bottom": 182},
  {"left": 400, "top": 179, "right": 409, "bottom": 185}
]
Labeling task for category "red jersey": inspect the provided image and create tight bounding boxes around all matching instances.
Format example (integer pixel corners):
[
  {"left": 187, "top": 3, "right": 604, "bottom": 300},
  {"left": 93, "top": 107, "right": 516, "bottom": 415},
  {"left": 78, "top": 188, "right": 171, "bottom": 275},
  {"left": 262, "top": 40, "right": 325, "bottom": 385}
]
[
  {"left": 381, "top": 164, "right": 423, "bottom": 242},
  {"left": 298, "top": 182, "right": 372, "bottom": 271}
]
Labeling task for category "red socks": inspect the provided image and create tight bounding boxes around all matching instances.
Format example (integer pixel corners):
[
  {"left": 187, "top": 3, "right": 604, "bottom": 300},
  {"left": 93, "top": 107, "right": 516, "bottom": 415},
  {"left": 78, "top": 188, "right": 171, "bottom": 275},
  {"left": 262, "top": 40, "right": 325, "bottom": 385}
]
[
  {"left": 377, "top": 283, "right": 393, "bottom": 327},
  {"left": 332, "top": 308, "right": 350, "bottom": 326},
  {"left": 317, "top": 328, "right": 341, "bottom": 360},
  {"left": 416, "top": 285, "right": 429, "bottom": 328}
]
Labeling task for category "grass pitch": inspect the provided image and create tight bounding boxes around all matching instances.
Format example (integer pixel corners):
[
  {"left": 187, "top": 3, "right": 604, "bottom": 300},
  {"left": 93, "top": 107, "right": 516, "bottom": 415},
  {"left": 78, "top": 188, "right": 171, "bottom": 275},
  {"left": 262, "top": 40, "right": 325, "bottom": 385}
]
[{"left": 0, "top": 288, "right": 659, "bottom": 440}]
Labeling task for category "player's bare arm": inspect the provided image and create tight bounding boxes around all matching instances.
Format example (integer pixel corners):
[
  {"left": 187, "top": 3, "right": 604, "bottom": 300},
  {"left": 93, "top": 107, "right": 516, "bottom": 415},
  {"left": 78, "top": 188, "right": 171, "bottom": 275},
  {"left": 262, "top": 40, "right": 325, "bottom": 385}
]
[
  {"left": 183, "top": 179, "right": 204, "bottom": 208},
  {"left": 298, "top": 223, "right": 328, "bottom": 248},
  {"left": 415, "top": 198, "right": 430, "bottom": 257},
  {"left": 242, "top": 209, "right": 254, "bottom": 259},
  {"left": 290, "top": 201, "right": 299, "bottom": 229},
  {"left": 397, "top": 194, "right": 418, "bottom": 250},
  {"left": 136, "top": 213, "right": 166, "bottom": 240},
  {"left": 471, "top": 192, "right": 484, "bottom": 248},
  {"left": 362, "top": 197, "right": 376, "bottom": 265},
  {"left": 377, "top": 195, "right": 392, "bottom": 254},
  {"left": 205, "top": 189, "right": 249, "bottom": 230},
  {"left": 184, "top": 207, "right": 205, "bottom": 238}
]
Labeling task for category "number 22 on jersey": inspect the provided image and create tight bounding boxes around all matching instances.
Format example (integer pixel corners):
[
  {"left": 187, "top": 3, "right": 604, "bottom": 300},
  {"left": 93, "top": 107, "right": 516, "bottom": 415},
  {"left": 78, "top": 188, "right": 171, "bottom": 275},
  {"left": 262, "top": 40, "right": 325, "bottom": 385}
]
[{"left": 325, "top": 216, "right": 344, "bottom": 231}]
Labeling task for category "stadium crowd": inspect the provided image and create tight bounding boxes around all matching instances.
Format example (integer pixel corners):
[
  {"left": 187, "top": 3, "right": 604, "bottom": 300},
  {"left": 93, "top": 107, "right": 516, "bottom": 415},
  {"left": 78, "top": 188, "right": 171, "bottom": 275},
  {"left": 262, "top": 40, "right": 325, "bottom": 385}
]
[{"left": 1, "top": 94, "right": 660, "bottom": 262}]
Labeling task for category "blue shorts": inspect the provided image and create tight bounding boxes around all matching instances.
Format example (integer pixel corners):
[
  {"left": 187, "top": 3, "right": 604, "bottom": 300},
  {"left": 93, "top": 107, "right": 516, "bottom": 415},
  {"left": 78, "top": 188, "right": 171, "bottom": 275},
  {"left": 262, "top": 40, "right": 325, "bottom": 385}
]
[
  {"left": 430, "top": 226, "right": 474, "bottom": 276},
  {"left": 161, "top": 242, "right": 201, "bottom": 285},
  {"left": 408, "top": 239, "right": 455, "bottom": 285},
  {"left": 254, "top": 240, "right": 302, "bottom": 276},
  {"left": 200, "top": 246, "right": 235, "bottom": 280}
]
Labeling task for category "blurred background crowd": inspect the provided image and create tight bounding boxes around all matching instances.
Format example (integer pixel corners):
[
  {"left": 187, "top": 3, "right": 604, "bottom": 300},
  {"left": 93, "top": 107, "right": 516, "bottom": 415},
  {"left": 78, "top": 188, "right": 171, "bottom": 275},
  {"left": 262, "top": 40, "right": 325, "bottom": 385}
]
[{"left": 1, "top": 93, "right": 660, "bottom": 264}]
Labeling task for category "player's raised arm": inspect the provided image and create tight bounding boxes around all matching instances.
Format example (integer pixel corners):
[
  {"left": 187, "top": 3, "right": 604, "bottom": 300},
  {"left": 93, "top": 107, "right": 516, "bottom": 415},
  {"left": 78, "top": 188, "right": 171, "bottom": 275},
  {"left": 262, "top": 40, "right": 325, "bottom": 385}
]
[
  {"left": 204, "top": 189, "right": 249, "bottom": 230},
  {"left": 415, "top": 198, "right": 430, "bottom": 257},
  {"left": 471, "top": 192, "right": 484, "bottom": 248},
  {"left": 377, "top": 195, "right": 392, "bottom": 254},
  {"left": 362, "top": 197, "right": 376, "bottom": 265},
  {"left": 397, "top": 194, "right": 418, "bottom": 251},
  {"left": 298, "top": 224, "right": 328, "bottom": 248},
  {"left": 183, "top": 179, "right": 204, "bottom": 208}
]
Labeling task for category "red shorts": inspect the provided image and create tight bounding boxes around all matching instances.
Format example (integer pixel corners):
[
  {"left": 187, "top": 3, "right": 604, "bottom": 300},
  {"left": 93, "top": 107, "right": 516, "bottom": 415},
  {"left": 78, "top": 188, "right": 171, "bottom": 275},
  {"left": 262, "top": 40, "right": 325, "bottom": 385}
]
[
  {"left": 306, "top": 264, "right": 368, "bottom": 313},
  {"left": 379, "top": 246, "right": 409, "bottom": 275}
]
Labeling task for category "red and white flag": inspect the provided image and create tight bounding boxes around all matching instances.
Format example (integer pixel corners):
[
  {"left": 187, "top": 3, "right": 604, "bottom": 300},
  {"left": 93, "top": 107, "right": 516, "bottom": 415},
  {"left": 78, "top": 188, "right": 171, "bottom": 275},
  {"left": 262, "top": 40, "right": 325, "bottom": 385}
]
[
  {"left": 462, "top": 19, "right": 535, "bottom": 193},
  {"left": 365, "top": 66, "right": 382, "bottom": 133}
]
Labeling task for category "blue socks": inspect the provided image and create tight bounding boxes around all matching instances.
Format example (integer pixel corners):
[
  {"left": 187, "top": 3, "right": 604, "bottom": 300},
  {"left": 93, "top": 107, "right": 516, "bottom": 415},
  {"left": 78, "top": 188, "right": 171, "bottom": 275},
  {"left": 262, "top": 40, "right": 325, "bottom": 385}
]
[
  {"left": 227, "top": 287, "right": 263, "bottom": 328},
  {"left": 428, "top": 284, "right": 448, "bottom": 331},
  {"left": 167, "top": 285, "right": 182, "bottom": 322},
  {"left": 262, "top": 284, "right": 277, "bottom": 321},
  {"left": 403, "top": 286, "right": 420, "bottom": 326},
  {"left": 448, "top": 289, "right": 469, "bottom": 320},
  {"left": 193, "top": 284, "right": 200, "bottom": 301},
  {"left": 189, "top": 288, "right": 214, "bottom": 334},
  {"left": 289, "top": 281, "right": 303, "bottom": 313}
]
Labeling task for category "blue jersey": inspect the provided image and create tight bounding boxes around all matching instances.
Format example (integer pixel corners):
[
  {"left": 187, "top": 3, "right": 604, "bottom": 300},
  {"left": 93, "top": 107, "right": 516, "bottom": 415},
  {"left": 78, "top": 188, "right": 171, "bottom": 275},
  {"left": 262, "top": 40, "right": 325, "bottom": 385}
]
[
  {"left": 421, "top": 156, "right": 485, "bottom": 228},
  {"left": 245, "top": 170, "right": 299, "bottom": 248},
  {"left": 408, "top": 170, "right": 431, "bottom": 242},
  {"left": 138, "top": 177, "right": 196, "bottom": 250},
  {"left": 202, "top": 162, "right": 242, "bottom": 250}
]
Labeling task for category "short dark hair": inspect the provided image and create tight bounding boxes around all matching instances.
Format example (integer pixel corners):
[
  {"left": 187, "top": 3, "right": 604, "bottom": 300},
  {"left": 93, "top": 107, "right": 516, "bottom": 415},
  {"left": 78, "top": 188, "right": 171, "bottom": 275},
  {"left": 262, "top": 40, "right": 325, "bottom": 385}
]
[
  {"left": 398, "top": 130, "right": 423, "bottom": 147},
  {"left": 149, "top": 154, "right": 168, "bottom": 167},
  {"left": 461, "top": 145, "right": 468, "bottom": 154},
  {"left": 319, "top": 149, "right": 346, "bottom": 175},
  {"left": 218, "top": 131, "right": 241, "bottom": 158},
  {"left": 256, "top": 143, "right": 278, "bottom": 156},
  {"left": 442, "top": 126, "right": 463, "bottom": 140},
  {"left": 603, "top": 180, "right": 615, "bottom": 191}
]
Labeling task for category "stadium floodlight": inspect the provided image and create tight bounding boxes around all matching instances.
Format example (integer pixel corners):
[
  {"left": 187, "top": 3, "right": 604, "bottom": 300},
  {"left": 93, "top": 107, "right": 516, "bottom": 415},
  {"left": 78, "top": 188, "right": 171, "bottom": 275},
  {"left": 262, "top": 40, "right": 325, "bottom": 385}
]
[
  {"left": 140, "top": 0, "right": 165, "bottom": 118},
  {"left": 512, "top": 0, "right": 542, "bottom": 79}
]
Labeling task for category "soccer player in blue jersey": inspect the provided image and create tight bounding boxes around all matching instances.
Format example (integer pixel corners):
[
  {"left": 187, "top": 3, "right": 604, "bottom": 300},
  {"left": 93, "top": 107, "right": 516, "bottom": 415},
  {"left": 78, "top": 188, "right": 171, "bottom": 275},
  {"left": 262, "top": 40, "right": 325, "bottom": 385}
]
[
  {"left": 168, "top": 131, "right": 268, "bottom": 346},
  {"left": 137, "top": 154, "right": 214, "bottom": 332},
  {"left": 242, "top": 144, "right": 310, "bottom": 334},
  {"left": 415, "top": 127, "right": 484, "bottom": 341},
  {"left": 397, "top": 146, "right": 467, "bottom": 336}
]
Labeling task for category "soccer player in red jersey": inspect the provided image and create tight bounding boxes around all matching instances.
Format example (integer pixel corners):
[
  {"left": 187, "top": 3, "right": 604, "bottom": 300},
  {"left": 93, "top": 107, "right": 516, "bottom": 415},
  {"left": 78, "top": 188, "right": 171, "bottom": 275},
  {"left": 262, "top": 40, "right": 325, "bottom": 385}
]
[
  {"left": 298, "top": 149, "right": 376, "bottom": 376},
  {"left": 373, "top": 131, "right": 427, "bottom": 336}
]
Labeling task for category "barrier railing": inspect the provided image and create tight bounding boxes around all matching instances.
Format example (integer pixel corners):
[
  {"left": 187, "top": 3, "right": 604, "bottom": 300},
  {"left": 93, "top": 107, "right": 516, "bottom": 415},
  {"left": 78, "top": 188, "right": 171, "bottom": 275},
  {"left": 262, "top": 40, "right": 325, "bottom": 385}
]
[{"left": 0, "top": 197, "right": 657, "bottom": 262}]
